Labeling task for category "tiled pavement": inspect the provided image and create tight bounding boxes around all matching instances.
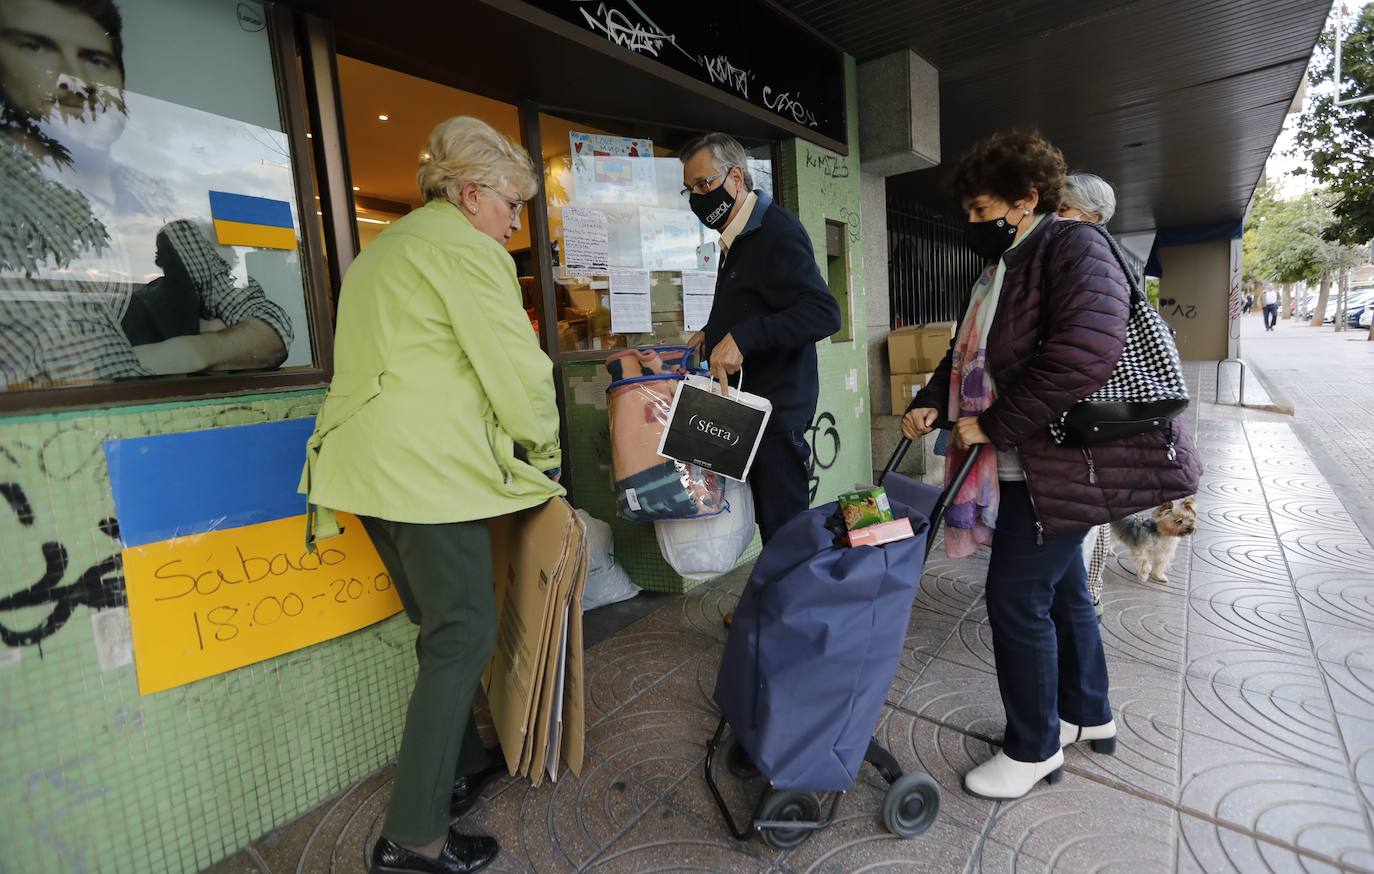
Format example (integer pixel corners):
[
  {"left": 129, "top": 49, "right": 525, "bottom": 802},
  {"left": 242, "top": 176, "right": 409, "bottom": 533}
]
[
  {"left": 207, "top": 357, "right": 1374, "bottom": 874},
  {"left": 1233, "top": 314, "right": 1374, "bottom": 546}
]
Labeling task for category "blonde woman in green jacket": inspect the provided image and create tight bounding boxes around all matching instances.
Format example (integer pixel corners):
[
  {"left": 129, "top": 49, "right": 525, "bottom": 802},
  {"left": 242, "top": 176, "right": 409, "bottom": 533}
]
[{"left": 301, "top": 116, "right": 562, "bottom": 874}]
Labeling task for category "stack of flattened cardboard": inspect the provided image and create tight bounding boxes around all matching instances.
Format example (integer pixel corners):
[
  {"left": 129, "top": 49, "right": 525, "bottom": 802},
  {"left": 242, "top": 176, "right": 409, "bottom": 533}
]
[{"left": 483, "top": 497, "right": 589, "bottom": 785}]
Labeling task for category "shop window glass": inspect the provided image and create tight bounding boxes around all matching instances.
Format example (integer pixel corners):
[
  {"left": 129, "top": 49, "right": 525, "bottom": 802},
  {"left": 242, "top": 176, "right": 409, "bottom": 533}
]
[
  {"left": 539, "top": 113, "right": 772, "bottom": 353},
  {"left": 334, "top": 56, "right": 540, "bottom": 345},
  {"left": 0, "top": 0, "right": 318, "bottom": 394}
]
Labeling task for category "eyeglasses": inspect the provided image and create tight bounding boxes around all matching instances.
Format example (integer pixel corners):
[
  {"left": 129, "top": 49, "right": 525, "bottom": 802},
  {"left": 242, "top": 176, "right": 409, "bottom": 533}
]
[
  {"left": 680, "top": 165, "right": 734, "bottom": 198},
  {"left": 480, "top": 183, "right": 525, "bottom": 218}
]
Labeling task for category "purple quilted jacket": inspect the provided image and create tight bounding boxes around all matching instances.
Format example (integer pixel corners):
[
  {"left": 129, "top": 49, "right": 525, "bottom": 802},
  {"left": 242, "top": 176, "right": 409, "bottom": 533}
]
[{"left": 911, "top": 215, "right": 1201, "bottom": 537}]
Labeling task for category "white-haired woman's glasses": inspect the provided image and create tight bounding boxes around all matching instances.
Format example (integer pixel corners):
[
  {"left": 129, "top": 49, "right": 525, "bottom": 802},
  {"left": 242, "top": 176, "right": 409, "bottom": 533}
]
[{"left": 480, "top": 183, "right": 525, "bottom": 218}]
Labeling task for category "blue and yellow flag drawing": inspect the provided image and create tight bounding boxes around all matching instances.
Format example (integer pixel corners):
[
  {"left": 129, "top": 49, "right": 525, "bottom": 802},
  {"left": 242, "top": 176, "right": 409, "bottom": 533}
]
[
  {"left": 104, "top": 419, "right": 399, "bottom": 695},
  {"left": 208, "top": 190, "right": 297, "bottom": 250}
]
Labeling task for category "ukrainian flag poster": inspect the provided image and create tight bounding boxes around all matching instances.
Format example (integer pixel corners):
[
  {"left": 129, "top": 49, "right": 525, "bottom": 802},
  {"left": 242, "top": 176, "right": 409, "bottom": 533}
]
[{"left": 104, "top": 419, "right": 401, "bottom": 695}]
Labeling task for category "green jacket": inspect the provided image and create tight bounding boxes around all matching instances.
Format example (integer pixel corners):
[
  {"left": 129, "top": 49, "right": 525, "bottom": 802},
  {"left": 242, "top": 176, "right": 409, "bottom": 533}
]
[{"left": 301, "top": 200, "right": 563, "bottom": 545}]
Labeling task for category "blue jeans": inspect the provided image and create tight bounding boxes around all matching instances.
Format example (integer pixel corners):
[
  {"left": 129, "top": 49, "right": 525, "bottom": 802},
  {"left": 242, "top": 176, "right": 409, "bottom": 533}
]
[{"left": 985, "top": 481, "right": 1112, "bottom": 762}]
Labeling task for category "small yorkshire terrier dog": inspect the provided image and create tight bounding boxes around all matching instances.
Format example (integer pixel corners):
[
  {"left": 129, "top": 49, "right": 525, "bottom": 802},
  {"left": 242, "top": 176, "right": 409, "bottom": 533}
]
[{"left": 1109, "top": 498, "right": 1198, "bottom": 583}]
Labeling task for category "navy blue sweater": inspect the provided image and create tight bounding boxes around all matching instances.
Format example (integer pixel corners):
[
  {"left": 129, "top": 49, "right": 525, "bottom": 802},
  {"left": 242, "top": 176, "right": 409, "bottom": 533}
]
[{"left": 702, "top": 191, "right": 842, "bottom": 433}]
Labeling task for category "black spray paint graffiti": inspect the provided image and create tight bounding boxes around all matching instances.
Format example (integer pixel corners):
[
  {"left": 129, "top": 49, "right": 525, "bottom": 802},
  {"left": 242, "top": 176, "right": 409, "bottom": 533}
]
[
  {"left": 837, "top": 206, "right": 861, "bottom": 244},
  {"left": 0, "top": 481, "right": 125, "bottom": 649},
  {"left": 1158, "top": 297, "right": 1198, "bottom": 319},
  {"left": 804, "top": 411, "right": 842, "bottom": 503},
  {"left": 804, "top": 150, "right": 850, "bottom": 179}
]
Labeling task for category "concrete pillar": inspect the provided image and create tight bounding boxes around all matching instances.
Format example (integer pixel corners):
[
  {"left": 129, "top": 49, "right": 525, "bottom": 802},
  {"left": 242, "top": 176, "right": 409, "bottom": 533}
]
[
  {"left": 861, "top": 170, "right": 913, "bottom": 481},
  {"left": 1157, "top": 239, "right": 1232, "bottom": 360},
  {"left": 857, "top": 51, "right": 940, "bottom": 176},
  {"left": 857, "top": 50, "right": 940, "bottom": 482}
]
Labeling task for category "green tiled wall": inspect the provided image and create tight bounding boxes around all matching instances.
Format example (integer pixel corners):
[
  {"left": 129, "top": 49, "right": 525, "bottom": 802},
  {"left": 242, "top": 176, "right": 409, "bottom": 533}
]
[
  {"left": 779, "top": 55, "right": 874, "bottom": 504},
  {"left": 0, "top": 391, "right": 418, "bottom": 873},
  {"left": 564, "top": 57, "right": 873, "bottom": 593}
]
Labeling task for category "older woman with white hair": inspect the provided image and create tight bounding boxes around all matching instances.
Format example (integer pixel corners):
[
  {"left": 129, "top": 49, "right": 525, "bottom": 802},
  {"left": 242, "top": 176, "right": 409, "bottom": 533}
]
[
  {"left": 1057, "top": 171, "right": 1116, "bottom": 225},
  {"left": 301, "top": 116, "right": 562, "bottom": 874},
  {"left": 1057, "top": 171, "right": 1118, "bottom": 617}
]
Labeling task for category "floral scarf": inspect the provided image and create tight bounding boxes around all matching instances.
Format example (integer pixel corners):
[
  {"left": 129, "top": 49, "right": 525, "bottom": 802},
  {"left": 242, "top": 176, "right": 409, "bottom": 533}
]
[{"left": 943, "top": 265, "right": 1003, "bottom": 558}]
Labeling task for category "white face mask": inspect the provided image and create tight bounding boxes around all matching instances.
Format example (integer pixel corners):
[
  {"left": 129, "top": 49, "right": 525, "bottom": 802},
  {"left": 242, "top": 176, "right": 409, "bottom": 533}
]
[{"left": 1060, "top": 208, "right": 1102, "bottom": 224}]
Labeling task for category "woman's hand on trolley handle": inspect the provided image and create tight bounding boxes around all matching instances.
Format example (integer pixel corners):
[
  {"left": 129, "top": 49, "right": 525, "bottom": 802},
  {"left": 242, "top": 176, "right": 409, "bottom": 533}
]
[
  {"left": 953, "top": 416, "right": 991, "bottom": 450},
  {"left": 901, "top": 407, "right": 939, "bottom": 440}
]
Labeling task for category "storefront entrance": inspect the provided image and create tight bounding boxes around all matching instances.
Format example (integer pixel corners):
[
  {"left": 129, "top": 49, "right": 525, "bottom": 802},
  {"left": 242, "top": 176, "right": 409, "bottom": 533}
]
[{"left": 333, "top": 57, "right": 778, "bottom": 509}]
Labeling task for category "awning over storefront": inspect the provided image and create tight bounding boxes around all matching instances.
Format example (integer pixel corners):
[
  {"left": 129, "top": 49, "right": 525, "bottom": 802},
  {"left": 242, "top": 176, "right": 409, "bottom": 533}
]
[
  {"left": 290, "top": 0, "right": 851, "bottom": 153},
  {"left": 776, "top": 0, "right": 1331, "bottom": 234}
]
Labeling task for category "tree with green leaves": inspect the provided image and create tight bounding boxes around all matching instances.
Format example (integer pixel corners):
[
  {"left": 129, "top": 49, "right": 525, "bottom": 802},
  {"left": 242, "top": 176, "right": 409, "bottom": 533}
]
[
  {"left": 1244, "top": 186, "right": 1363, "bottom": 328},
  {"left": 1294, "top": 4, "right": 1374, "bottom": 248}
]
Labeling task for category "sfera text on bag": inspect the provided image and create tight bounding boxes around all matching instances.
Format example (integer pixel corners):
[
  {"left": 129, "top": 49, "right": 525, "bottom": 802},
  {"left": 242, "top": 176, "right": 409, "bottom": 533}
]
[{"left": 692, "top": 415, "right": 741, "bottom": 446}]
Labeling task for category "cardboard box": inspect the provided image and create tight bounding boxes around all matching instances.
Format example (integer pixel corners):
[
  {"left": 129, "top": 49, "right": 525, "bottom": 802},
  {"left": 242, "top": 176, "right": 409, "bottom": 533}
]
[
  {"left": 847, "top": 517, "right": 916, "bottom": 548},
  {"left": 484, "top": 497, "right": 588, "bottom": 782},
  {"left": 890, "top": 372, "right": 934, "bottom": 416},
  {"left": 888, "top": 322, "right": 955, "bottom": 374}
]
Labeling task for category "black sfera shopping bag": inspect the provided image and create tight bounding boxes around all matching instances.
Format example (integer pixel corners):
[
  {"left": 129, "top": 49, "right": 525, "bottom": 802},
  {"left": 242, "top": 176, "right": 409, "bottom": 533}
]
[{"left": 657, "top": 374, "right": 772, "bottom": 482}]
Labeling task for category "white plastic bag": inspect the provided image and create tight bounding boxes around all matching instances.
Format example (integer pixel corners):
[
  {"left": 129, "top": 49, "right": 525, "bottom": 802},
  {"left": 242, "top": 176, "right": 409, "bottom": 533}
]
[
  {"left": 654, "top": 478, "right": 756, "bottom": 581},
  {"left": 576, "top": 510, "right": 640, "bottom": 611}
]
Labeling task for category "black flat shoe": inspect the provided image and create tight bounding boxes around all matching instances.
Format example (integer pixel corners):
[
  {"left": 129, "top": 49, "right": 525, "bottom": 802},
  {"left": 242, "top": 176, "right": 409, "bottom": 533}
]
[
  {"left": 370, "top": 830, "right": 498, "bottom": 874},
  {"left": 451, "top": 757, "right": 507, "bottom": 818}
]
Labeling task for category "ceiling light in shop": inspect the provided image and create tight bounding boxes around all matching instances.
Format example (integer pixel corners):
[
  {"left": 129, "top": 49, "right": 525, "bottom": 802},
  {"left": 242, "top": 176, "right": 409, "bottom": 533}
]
[
  {"left": 352, "top": 186, "right": 360, "bottom": 191},
  {"left": 377, "top": 114, "right": 389, "bottom": 121},
  {"left": 356, "top": 216, "right": 391, "bottom": 225}
]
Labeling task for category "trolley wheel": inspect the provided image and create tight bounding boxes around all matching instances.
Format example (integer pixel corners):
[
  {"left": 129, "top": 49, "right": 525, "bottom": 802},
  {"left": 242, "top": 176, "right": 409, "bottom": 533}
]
[
  {"left": 724, "top": 734, "right": 761, "bottom": 780},
  {"left": 755, "top": 790, "right": 822, "bottom": 850},
  {"left": 882, "top": 772, "right": 940, "bottom": 838}
]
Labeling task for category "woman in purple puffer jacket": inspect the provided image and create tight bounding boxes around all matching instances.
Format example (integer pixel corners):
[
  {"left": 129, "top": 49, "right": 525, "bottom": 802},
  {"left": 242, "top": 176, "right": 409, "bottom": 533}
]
[{"left": 902, "top": 131, "right": 1199, "bottom": 799}]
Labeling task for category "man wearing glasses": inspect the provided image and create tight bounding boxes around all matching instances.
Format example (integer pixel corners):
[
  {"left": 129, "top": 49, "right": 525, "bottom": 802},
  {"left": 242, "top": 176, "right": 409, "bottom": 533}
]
[{"left": 680, "top": 132, "right": 841, "bottom": 546}]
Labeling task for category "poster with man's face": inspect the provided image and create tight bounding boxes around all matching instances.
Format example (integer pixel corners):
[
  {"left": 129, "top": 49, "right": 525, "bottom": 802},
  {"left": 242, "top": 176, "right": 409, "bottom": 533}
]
[{"left": 0, "top": 0, "right": 312, "bottom": 392}]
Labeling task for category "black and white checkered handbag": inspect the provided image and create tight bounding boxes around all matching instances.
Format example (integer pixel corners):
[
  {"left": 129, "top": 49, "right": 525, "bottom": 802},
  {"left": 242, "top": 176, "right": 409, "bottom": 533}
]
[{"left": 1044, "top": 222, "right": 1189, "bottom": 451}]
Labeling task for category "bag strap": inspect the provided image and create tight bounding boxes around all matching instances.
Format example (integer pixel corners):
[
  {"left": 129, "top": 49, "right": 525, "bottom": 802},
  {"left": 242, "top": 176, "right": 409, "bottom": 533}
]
[
  {"left": 707, "top": 366, "right": 744, "bottom": 396},
  {"left": 1038, "top": 220, "right": 1145, "bottom": 342}
]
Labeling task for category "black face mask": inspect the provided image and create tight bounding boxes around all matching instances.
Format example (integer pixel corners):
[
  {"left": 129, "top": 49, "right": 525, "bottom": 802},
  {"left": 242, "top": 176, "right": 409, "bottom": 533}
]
[
  {"left": 689, "top": 177, "right": 738, "bottom": 231},
  {"left": 966, "top": 210, "right": 1021, "bottom": 261}
]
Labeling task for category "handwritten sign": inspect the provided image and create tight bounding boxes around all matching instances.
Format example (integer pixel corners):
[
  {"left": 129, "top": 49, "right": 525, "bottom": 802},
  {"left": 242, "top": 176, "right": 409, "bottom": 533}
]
[
  {"left": 569, "top": 131, "right": 657, "bottom": 205},
  {"left": 563, "top": 207, "right": 610, "bottom": 274},
  {"left": 122, "top": 512, "right": 400, "bottom": 695}
]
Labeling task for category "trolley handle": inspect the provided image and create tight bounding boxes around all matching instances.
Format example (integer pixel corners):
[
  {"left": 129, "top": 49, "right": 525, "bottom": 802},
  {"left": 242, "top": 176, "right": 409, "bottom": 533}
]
[
  {"left": 878, "top": 422, "right": 984, "bottom": 556},
  {"left": 878, "top": 420, "right": 943, "bottom": 485}
]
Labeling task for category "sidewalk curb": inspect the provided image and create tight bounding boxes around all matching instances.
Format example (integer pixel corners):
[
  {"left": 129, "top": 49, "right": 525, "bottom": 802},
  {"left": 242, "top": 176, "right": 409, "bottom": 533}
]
[{"left": 1233, "top": 359, "right": 1295, "bottom": 416}]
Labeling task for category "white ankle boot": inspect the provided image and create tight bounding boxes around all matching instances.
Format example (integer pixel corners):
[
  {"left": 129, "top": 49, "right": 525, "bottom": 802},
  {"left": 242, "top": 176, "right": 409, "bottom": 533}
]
[
  {"left": 963, "top": 749, "right": 1064, "bottom": 799},
  {"left": 1059, "top": 718, "right": 1117, "bottom": 754}
]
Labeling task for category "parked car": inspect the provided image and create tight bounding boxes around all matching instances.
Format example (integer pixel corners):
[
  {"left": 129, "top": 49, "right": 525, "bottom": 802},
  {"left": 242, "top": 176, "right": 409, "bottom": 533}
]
[
  {"left": 1359, "top": 301, "right": 1373, "bottom": 329},
  {"left": 1348, "top": 288, "right": 1374, "bottom": 327},
  {"left": 1310, "top": 288, "right": 1374, "bottom": 324},
  {"left": 1334, "top": 288, "right": 1374, "bottom": 326}
]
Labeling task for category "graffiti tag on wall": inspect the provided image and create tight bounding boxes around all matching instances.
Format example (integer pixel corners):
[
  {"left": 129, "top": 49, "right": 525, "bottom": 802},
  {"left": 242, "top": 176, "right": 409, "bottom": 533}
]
[
  {"left": 0, "top": 475, "right": 125, "bottom": 650},
  {"left": 804, "top": 411, "right": 841, "bottom": 503}
]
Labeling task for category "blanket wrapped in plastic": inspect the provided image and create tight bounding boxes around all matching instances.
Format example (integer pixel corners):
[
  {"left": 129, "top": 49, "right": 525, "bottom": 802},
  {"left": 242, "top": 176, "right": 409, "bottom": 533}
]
[{"left": 606, "top": 346, "right": 724, "bottom": 522}]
